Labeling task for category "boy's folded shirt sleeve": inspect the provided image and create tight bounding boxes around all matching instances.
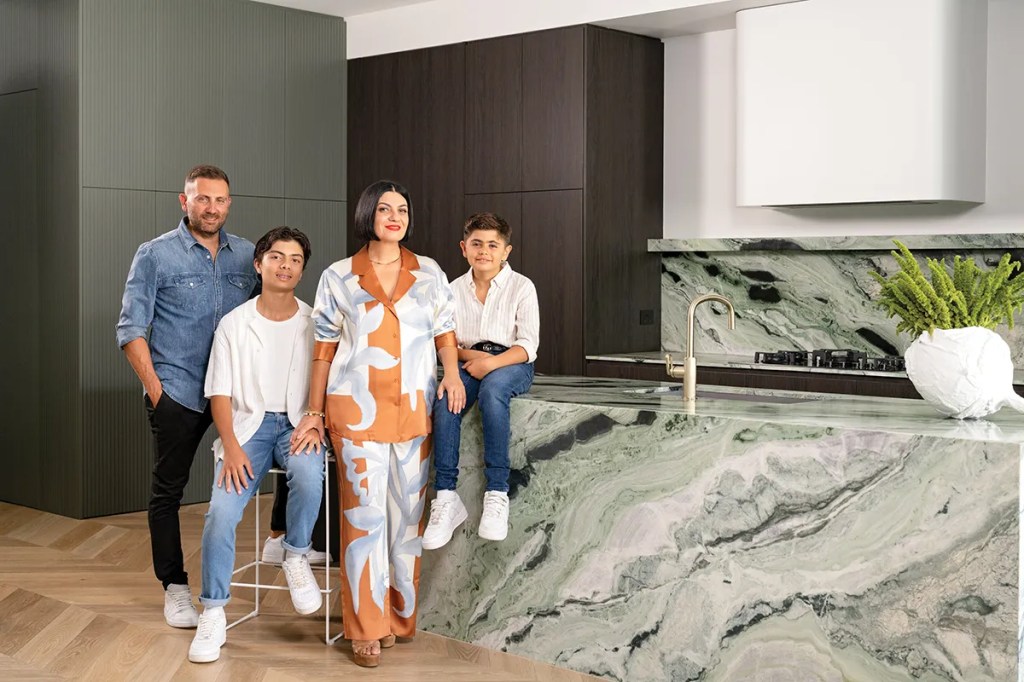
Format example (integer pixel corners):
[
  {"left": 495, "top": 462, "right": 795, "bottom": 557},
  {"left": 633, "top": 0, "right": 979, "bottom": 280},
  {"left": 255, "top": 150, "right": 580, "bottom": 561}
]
[{"left": 513, "top": 279, "right": 540, "bottom": 363}]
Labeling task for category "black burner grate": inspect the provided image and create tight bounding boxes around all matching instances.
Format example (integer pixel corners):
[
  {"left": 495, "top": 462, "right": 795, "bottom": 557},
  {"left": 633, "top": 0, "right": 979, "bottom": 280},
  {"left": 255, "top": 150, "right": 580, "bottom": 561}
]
[{"left": 751, "top": 348, "right": 906, "bottom": 373}]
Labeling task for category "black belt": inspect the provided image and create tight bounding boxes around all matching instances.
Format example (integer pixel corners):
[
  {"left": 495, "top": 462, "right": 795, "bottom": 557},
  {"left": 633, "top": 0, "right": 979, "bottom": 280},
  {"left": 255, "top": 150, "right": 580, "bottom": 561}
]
[{"left": 471, "top": 341, "right": 509, "bottom": 354}]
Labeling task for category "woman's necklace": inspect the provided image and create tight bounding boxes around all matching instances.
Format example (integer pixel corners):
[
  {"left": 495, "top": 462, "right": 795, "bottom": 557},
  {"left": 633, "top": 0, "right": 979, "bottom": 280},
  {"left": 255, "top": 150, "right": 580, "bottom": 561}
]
[{"left": 369, "top": 251, "right": 401, "bottom": 265}]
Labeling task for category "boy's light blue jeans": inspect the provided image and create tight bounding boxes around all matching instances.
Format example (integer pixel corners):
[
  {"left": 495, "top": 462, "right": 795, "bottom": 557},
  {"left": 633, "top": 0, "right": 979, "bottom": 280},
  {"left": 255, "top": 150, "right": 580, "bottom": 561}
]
[
  {"left": 200, "top": 412, "right": 324, "bottom": 606},
  {"left": 432, "top": 362, "right": 534, "bottom": 493}
]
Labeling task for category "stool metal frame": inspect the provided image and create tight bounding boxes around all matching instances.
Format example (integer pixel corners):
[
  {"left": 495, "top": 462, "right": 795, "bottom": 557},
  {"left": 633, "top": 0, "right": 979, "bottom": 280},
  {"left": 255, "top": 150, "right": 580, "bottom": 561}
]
[{"left": 227, "top": 452, "right": 343, "bottom": 644}]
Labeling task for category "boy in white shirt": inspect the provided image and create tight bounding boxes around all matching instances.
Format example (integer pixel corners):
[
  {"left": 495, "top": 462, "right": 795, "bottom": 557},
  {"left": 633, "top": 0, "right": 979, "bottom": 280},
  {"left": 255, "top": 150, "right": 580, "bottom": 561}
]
[
  {"left": 423, "top": 213, "right": 540, "bottom": 549},
  {"left": 188, "top": 227, "right": 326, "bottom": 663}
]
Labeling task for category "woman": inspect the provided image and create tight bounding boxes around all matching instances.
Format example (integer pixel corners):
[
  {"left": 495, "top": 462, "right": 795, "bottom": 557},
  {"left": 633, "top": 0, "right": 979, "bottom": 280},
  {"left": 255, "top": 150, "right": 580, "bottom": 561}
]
[{"left": 290, "top": 180, "right": 465, "bottom": 667}]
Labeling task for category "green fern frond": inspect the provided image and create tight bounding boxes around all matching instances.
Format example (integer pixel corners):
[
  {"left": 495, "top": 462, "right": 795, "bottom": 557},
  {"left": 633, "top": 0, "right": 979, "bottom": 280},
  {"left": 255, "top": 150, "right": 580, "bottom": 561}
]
[{"left": 872, "top": 241, "right": 1024, "bottom": 337}]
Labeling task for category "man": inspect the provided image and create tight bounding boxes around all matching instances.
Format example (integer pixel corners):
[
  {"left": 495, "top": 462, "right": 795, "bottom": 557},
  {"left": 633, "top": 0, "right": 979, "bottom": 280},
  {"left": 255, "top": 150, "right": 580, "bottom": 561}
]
[{"left": 117, "top": 165, "right": 257, "bottom": 628}]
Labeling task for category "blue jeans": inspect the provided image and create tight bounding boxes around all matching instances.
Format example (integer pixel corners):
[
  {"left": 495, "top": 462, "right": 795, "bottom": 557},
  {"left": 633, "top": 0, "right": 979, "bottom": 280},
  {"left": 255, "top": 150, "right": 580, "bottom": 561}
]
[
  {"left": 200, "top": 412, "right": 325, "bottom": 606},
  {"left": 433, "top": 362, "right": 534, "bottom": 493}
]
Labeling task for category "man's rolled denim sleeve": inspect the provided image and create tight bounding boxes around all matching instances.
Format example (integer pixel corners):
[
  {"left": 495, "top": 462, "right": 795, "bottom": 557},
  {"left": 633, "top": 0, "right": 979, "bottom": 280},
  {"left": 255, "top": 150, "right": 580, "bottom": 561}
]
[{"left": 116, "top": 244, "right": 157, "bottom": 348}]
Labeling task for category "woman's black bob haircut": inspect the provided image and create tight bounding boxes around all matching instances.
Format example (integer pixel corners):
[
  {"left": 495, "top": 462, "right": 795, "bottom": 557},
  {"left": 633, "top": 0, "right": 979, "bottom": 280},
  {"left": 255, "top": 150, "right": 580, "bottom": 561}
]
[{"left": 353, "top": 180, "right": 413, "bottom": 243}]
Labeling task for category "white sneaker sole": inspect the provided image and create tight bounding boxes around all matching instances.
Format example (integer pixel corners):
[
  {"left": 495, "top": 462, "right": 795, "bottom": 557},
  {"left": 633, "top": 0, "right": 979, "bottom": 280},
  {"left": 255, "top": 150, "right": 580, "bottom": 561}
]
[
  {"left": 166, "top": 615, "right": 199, "bottom": 629},
  {"left": 188, "top": 647, "right": 222, "bottom": 663},
  {"left": 421, "top": 505, "right": 469, "bottom": 550},
  {"left": 478, "top": 525, "right": 508, "bottom": 542},
  {"left": 292, "top": 594, "right": 323, "bottom": 615}
]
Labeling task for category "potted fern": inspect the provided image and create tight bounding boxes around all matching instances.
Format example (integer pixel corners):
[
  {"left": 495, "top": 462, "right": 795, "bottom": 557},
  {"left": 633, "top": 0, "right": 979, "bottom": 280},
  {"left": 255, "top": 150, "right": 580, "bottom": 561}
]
[{"left": 872, "top": 240, "right": 1024, "bottom": 418}]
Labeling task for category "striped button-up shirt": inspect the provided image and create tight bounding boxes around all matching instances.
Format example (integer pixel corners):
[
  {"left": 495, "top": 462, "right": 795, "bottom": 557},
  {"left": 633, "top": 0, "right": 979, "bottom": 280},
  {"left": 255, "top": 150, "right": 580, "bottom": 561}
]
[{"left": 452, "top": 264, "right": 540, "bottom": 363}]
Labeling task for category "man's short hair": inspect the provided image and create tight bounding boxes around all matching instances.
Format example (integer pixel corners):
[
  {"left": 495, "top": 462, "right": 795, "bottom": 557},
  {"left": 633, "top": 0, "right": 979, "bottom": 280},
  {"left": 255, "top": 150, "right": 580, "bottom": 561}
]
[
  {"left": 254, "top": 226, "right": 312, "bottom": 270},
  {"left": 185, "top": 164, "right": 230, "bottom": 188},
  {"left": 353, "top": 180, "right": 413, "bottom": 243},
  {"left": 463, "top": 212, "right": 512, "bottom": 243}
]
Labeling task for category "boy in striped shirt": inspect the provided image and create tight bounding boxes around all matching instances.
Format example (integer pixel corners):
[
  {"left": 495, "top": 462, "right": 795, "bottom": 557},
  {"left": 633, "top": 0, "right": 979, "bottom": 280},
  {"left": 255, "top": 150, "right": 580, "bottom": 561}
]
[{"left": 423, "top": 213, "right": 540, "bottom": 548}]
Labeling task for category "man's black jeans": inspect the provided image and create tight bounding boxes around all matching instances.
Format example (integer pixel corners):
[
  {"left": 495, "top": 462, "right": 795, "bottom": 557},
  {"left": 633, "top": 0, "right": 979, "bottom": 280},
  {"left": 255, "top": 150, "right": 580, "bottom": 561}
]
[{"left": 145, "top": 394, "right": 212, "bottom": 588}]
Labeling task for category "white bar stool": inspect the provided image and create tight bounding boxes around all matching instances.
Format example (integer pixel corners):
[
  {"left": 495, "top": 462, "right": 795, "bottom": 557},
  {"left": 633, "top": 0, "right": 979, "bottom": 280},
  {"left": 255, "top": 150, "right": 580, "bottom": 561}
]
[{"left": 227, "top": 451, "right": 343, "bottom": 644}]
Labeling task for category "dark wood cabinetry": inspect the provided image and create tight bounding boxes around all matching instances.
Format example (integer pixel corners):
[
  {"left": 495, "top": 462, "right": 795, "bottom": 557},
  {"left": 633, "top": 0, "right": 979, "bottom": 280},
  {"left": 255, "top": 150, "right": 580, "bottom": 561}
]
[
  {"left": 521, "top": 28, "right": 586, "bottom": 191},
  {"left": 464, "top": 36, "right": 523, "bottom": 195},
  {"left": 522, "top": 190, "right": 585, "bottom": 375},
  {"left": 347, "top": 44, "right": 466, "bottom": 278},
  {"left": 349, "top": 26, "right": 663, "bottom": 375}
]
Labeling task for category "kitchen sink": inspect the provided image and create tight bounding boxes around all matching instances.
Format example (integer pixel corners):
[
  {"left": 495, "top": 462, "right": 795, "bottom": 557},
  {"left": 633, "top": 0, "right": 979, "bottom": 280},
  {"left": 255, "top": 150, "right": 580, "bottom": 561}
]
[{"left": 624, "top": 385, "right": 814, "bottom": 404}]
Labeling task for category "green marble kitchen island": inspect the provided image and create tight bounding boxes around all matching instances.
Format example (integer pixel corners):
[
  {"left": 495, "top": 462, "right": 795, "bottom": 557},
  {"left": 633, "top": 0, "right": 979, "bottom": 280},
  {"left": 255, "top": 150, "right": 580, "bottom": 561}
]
[{"left": 416, "top": 376, "right": 1023, "bottom": 681}]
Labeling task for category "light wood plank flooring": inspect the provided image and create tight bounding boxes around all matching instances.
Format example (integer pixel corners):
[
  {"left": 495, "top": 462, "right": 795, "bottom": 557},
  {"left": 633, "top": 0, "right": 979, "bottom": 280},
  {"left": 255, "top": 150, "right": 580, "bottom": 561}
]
[{"left": 0, "top": 500, "right": 599, "bottom": 682}]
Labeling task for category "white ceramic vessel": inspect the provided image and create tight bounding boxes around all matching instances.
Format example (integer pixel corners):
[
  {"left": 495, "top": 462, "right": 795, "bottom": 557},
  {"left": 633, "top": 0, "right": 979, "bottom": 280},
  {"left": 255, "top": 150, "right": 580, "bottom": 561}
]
[{"left": 904, "top": 326, "right": 1024, "bottom": 419}]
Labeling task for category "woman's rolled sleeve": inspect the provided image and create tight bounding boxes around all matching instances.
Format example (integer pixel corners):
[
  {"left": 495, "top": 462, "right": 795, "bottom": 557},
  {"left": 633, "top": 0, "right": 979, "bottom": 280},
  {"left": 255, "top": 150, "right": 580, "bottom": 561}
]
[
  {"left": 433, "top": 331, "right": 457, "bottom": 351},
  {"left": 313, "top": 269, "right": 344, "bottom": 343},
  {"left": 314, "top": 340, "right": 339, "bottom": 363},
  {"left": 432, "top": 267, "right": 457, "bottom": 339}
]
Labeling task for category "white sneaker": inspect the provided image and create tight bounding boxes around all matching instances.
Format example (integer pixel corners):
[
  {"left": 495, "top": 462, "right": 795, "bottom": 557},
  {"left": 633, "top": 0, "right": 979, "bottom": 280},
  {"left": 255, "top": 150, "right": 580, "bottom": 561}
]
[
  {"left": 261, "top": 535, "right": 284, "bottom": 564},
  {"left": 263, "top": 535, "right": 331, "bottom": 565},
  {"left": 422, "top": 490, "right": 468, "bottom": 550},
  {"left": 188, "top": 607, "right": 227, "bottom": 663},
  {"left": 164, "top": 583, "right": 199, "bottom": 628},
  {"left": 478, "top": 491, "right": 509, "bottom": 541},
  {"left": 282, "top": 552, "right": 323, "bottom": 615}
]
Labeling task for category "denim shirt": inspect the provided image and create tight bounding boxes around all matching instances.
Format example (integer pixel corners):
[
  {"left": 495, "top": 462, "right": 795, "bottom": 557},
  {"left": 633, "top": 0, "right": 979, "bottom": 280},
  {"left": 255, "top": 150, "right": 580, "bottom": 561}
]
[{"left": 116, "top": 219, "right": 258, "bottom": 412}]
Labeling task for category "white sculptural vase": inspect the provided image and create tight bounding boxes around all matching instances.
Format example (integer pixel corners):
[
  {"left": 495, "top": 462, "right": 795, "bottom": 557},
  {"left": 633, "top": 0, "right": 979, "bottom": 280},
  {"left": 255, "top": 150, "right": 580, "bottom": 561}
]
[{"left": 904, "top": 327, "right": 1024, "bottom": 419}]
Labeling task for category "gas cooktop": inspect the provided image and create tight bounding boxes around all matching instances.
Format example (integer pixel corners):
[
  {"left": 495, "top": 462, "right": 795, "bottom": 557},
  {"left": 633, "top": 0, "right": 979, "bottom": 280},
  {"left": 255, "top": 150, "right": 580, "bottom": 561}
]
[{"left": 753, "top": 349, "right": 906, "bottom": 373}]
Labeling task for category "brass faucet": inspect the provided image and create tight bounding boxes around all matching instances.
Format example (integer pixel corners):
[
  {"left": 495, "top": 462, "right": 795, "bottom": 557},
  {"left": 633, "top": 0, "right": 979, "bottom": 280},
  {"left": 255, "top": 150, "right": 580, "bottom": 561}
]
[{"left": 665, "top": 294, "right": 736, "bottom": 401}]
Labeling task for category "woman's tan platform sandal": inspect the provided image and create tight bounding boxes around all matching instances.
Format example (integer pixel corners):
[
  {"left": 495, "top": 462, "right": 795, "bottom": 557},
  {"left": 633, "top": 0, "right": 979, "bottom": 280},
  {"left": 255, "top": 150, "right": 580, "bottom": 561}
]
[{"left": 352, "top": 639, "right": 381, "bottom": 668}]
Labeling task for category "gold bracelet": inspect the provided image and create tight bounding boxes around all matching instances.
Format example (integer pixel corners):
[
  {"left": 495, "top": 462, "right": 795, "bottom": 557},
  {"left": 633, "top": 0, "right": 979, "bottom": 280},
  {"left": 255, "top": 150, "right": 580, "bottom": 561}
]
[{"left": 303, "top": 410, "right": 325, "bottom": 418}]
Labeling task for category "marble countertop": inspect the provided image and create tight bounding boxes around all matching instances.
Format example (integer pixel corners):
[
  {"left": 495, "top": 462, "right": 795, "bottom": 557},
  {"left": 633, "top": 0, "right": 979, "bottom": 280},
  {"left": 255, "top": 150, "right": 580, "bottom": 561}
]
[
  {"left": 524, "top": 375, "right": 1024, "bottom": 444},
  {"left": 586, "top": 350, "right": 1024, "bottom": 385},
  {"left": 424, "top": 373, "right": 1022, "bottom": 679},
  {"left": 648, "top": 233, "right": 1024, "bottom": 253}
]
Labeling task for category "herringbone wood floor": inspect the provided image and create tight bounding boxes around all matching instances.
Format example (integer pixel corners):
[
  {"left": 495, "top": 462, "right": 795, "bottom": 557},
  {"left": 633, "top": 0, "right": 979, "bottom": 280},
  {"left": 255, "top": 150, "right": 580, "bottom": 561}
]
[{"left": 0, "top": 499, "right": 598, "bottom": 682}]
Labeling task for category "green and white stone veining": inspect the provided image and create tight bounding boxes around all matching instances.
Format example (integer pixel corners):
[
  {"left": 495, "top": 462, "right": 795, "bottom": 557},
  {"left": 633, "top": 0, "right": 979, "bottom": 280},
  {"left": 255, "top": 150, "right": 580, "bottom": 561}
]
[
  {"left": 659, "top": 248, "right": 1024, "bottom": 366},
  {"left": 418, "top": 377, "right": 1023, "bottom": 681},
  {"left": 650, "top": 233, "right": 1024, "bottom": 253}
]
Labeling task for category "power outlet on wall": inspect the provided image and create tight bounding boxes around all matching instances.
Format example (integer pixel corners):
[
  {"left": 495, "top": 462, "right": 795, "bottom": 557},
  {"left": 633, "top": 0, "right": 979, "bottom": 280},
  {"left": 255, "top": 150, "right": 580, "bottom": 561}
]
[{"left": 639, "top": 309, "right": 655, "bottom": 325}]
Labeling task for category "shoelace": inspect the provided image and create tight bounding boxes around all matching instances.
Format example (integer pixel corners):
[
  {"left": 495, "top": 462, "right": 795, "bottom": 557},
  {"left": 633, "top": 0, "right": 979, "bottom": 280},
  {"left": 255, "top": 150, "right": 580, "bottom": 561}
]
[
  {"left": 195, "top": 613, "right": 220, "bottom": 639},
  {"left": 428, "top": 500, "right": 452, "bottom": 524},
  {"left": 283, "top": 557, "right": 312, "bottom": 589},
  {"left": 481, "top": 495, "right": 507, "bottom": 520},
  {"left": 169, "top": 589, "right": 193, "bottom": 612}
]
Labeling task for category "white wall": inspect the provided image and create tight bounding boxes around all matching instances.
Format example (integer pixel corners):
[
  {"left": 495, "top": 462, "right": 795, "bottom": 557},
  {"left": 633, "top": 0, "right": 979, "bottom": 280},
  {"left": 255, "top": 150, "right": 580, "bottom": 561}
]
[
  {"left": 346, "top": 0, "right": 742, "bottom": 58},
  {"left": 663, "top": 0, "right": 1024, "bottom": 238}
]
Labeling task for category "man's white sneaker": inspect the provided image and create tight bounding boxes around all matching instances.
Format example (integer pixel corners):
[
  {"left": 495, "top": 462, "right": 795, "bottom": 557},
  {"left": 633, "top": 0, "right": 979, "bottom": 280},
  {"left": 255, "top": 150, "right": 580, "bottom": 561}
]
[
  {"left": 478, "top": 491, "right": 509, "bottom": 541},
  {"left": 422, "top": 490, "right": 468, "bottom": 550},
  {"left": 261, "top": 535, "right": 284, "bottom": 564},
  {"left": 262, "top": 536, "right": 331, "bottom": 565},
  {"left": 164, "top": 583, "right": 199, "bottom": 628},
  {"left": 188, "top": 607, "right": 227, "bottom": 663},
  {"left": 282, "top": 552, "right": 323, "bottom": 615}
]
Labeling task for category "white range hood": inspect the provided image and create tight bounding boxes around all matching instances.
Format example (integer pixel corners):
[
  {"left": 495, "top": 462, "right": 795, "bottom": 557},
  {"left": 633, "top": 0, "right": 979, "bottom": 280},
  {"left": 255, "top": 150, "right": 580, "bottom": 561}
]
[{"left": 735, "top": 0, "right": 988, "bottom": 207}]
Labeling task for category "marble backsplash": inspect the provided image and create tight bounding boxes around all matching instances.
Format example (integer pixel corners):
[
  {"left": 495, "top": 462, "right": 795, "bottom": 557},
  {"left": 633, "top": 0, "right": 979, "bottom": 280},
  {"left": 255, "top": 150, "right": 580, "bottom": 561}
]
[{"left": 651, "top": 234, "right": 1024, "bottom": 366}]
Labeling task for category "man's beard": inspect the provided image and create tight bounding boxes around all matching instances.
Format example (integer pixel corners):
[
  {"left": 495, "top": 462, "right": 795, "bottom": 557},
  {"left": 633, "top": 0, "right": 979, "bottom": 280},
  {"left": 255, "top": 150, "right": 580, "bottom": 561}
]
[{"left": 187, "top": 212, "right": 226, "bottom": 236}]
